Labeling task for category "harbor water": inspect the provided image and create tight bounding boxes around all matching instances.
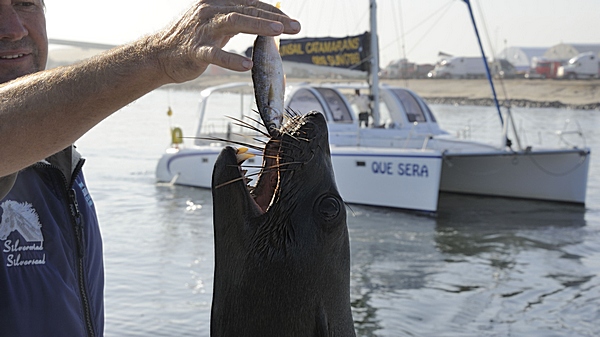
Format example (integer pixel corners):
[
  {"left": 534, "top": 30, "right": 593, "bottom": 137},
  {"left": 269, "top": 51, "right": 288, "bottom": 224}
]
[{"left": 76, "top": 88, "right": 600, "bottom": 336}]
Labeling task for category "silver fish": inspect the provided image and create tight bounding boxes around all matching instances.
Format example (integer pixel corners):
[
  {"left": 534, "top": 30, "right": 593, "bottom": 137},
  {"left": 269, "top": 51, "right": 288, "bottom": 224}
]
[{"left": 251, "top": 35, "right": 285, "bottom": 137}]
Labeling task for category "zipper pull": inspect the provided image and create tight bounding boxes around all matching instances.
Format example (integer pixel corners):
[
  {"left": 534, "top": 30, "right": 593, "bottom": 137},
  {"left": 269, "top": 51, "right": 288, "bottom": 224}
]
[
  {"left": 69, "top": 188, "right": 85, "bottom": 257},
  {"left": 69, "top": 189, "right": 80, "bottom": 218}
]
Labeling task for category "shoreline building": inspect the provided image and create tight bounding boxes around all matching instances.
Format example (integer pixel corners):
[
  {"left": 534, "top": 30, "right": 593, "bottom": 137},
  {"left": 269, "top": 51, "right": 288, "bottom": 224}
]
[
  {"left": 496, "top": 47, "right": 549, "bottom": 72},
  {"left": 544, "top": 43, "right": 600, "bottom": 61}
]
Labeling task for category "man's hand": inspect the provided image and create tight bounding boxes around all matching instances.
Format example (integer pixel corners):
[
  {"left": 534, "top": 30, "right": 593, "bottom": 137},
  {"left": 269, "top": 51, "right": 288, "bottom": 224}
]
[
  {"left": 152, "top": 0, "right": 301, "bottom": 84},
  {"left": 0, "top": 0, "right": 301, "bottom": 176}
]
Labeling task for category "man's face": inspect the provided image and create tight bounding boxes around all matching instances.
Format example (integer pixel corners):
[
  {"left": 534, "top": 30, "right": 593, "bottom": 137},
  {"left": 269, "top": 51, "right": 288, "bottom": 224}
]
[{"left": 0, "top": 0, "right": 47, "bottom": 84}]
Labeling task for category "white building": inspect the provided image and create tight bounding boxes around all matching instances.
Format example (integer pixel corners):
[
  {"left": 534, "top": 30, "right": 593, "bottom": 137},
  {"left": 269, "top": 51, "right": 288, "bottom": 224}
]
[
  {"left": 544, "top": 43, "right": 600, "bottom": 61},
  {"left": 496, "top": 46, "right": 549, "bottom": 71}
]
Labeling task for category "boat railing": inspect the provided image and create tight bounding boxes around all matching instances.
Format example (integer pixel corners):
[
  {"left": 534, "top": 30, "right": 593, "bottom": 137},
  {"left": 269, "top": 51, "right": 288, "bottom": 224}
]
[
  {"left": 421, "top": 135, "right": 433, "bottom": 150},
  {"left": 402, "top": 121, "right": 421, "bottom": 149},
  {"left": 556, "top": 119, "right": 587, "bottom": 149}
]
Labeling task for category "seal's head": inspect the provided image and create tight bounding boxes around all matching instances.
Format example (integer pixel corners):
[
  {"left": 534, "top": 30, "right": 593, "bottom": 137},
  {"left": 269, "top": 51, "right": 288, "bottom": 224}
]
[{"left": 211, "top": 111, "right": 355, "bottom": 336}]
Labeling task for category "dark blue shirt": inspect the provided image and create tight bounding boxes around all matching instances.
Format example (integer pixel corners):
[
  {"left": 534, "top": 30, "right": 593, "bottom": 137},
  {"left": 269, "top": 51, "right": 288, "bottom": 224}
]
[{"left": 0, "top": 158, "right": 104, "bottom": 336}]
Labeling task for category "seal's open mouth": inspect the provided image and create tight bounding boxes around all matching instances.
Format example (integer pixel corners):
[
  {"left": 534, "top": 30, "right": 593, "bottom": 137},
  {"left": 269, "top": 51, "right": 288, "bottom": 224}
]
[{"left": 212, "top": 111, "right": 328, "bottom": 216}]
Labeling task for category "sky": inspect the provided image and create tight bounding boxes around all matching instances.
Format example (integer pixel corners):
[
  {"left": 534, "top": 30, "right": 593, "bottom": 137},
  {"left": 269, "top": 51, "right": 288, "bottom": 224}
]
[{"left": 46, "top": 0, "right": 600, "bottom": 67}]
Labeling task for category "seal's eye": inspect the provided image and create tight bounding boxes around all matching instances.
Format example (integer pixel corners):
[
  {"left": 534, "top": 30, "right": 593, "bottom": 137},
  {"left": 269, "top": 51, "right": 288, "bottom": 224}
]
[{"left": 318, "top": 196, "right": 341, "bottom": 221}]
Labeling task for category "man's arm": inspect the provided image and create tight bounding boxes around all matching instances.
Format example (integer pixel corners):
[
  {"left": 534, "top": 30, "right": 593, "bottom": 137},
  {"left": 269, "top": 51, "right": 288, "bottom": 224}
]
[{"left": 0, "top": 0, "right": 300, "bottom": 177}]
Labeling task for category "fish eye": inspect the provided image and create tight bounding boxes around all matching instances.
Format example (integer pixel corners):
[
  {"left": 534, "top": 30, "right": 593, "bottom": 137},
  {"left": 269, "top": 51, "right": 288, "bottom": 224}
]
[{"left": 317, "top": 195, "right": 341, "bottom": 221}]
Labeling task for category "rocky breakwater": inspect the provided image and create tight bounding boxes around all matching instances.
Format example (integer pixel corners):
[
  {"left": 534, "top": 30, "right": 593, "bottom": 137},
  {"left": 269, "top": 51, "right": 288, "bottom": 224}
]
[
  {"left": 385, "top": 79, "right": 600, "bottom": 110},
  {"left": 169, "top": 75, "right": 600, "bottom": 110}
]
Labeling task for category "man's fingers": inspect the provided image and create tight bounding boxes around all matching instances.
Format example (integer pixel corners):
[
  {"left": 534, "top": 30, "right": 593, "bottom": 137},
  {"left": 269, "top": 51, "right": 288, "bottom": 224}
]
[
  {"left": 205, "top": 3, "right": 300, "bottom": 36},
  {"left": 241, "top": 0, "right": 304, "bottom": 34},
  {"left": 153, "top": 0, "right": 301, "bottom": 83},
  {"left": 211, "top": 11, "right": 300, "bottom": 37},
  {"left": 198, "top": 46, "right": 253, "bottom": 72},
  {"left": 205, "top": 0, "right": 285, "bottom": 16},
  {"left": 244, "top": 0, "right": 286, "bottom": 16}
]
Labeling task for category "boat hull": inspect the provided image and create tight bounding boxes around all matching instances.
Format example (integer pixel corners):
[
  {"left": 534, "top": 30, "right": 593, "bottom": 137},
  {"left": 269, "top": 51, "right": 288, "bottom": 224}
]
[
  {"left": 440, "top": 148, "right": 590, "bottom": 203},
  {"left": 331, "top": 147, "right": 442, "bottom": 212},
  {"left": 156, "top": 146, "right": 443, "bottom": 212},
  {"left": 156, "top": 147, "right": 222, "bottom": 188}
]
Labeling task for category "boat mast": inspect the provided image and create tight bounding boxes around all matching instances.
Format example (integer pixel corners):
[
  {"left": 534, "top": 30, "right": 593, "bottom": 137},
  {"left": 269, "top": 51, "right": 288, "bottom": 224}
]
[
  {"left": 462, "top": 0, "right": 504, "bottom": 126},
  {"left": 369, "top": 0, "right": 380, "bottom": 125}
]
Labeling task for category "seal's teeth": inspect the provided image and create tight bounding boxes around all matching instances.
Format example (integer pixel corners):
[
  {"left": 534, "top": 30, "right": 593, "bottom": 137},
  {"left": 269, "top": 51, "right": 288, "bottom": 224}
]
[
  {"left": 241, "top": 169, "right": 248, "bottom": 176},
  {"left": 235, "top": 147, "right": 255, "bottom": 164}
]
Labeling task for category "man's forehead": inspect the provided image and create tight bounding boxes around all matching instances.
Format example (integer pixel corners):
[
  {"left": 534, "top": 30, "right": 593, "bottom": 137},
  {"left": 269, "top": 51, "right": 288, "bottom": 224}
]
[
  {"left": 0, "top": 0, "right": 44, "bottom": 3},
  {"left": 8, "top": 0, "right": 45, "bottom": 3}
]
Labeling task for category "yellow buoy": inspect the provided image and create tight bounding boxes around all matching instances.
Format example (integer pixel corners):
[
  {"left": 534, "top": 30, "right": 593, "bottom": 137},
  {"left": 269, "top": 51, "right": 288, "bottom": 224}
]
[{"left": 171, "top": 127, "right": 183, "bottom": 147}]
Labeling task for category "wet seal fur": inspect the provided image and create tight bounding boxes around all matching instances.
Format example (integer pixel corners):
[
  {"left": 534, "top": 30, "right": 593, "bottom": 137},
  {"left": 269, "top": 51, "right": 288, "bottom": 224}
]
[{"left": 210, "top": 112, "right": 356, "bottom": 336}]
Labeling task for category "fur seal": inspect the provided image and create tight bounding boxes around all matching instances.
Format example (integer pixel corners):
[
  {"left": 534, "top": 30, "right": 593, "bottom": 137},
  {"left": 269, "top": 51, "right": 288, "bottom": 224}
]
[{"left": 210, "top": 111, "right": 356, "bottom": 337}]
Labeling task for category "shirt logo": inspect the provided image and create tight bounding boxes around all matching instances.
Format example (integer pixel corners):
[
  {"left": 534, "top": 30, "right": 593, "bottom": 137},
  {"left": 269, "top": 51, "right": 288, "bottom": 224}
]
[
  {"left": 1, "top": 200, "right": 46, "bottom": 268},
  {"left": 78, "top": 181, "right": 94, "bottom": 207}
]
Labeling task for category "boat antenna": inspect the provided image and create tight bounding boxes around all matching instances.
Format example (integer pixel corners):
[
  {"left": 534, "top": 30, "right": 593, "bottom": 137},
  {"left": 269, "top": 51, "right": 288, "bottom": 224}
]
[
  {"left": 369, "top": 0, "right": 381, "bottom": 125},
  {"left": 391, "top": 0, "right": 409, "bottom": 87},
  {"left": 462, "top": 0, "right": 504, "bottom": 126}
]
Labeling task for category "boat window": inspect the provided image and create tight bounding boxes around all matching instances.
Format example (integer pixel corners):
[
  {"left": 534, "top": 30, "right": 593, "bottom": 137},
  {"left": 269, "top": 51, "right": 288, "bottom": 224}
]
[
  {"left": 391, "top": 88, "right": 427, "bottom": 123},
  {"left": 341, "top": 90, "right": 396, "bottom": 128},
  {"left": 378, "top": 99, "right": 395, "bottom": 128},
  {"left": 315, "top": 88, "right": 353, "bottom": 123},
  {"left": 287, "top": 88, "right": 328, "bottom": 120},
  {"left": 406, "top": 90, "right": 437, "bottom": 123},
  {"left": 421, "top": 101, "right": 437, "bottom": 123}
]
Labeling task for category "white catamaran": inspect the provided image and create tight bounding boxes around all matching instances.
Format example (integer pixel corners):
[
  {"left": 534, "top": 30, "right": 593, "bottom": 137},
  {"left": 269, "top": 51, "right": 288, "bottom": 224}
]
[{"left": 156, "top": 0, "right": 590, "bottom": 212}]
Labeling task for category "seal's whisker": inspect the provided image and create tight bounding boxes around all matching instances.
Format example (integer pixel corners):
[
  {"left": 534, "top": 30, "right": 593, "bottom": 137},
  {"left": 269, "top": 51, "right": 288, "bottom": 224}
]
[
  {"left": 283, "top": 132, "right": 311, "bottom": 143},
  {"left": 261, "top": 161, "right": 303, "bottom": 170},
  {"left": 279, "top": 139, "right": 305, "bottom": 150},
  {"left": 215, "top": 164, "right": 291, "bottom": 189},
  {"left": 295, "top": 127, "right": 315, "bottom": 135},
  {"left": 230, "top": 132, "right": 264, "bottom": 140},
  {"left": 285, "top": 107, "right": 301, "bottom": 118},
  {"left": 226, "top": 115, "right": 270, "bottom": 137},
  {"left": 344, "top": 202, "right": 356, "bottom": 216},
  {"left": 215, "top": 176, "right": 248, "bottom": 189},
  {"left": 274, "top": 168, "right": 298, "bottom": 173},
  {"left": 240, "top": 165, "right": 268, "bottom": 168},
  {"left": 262, "top": 154, "right": 283, "bottom": 160},
  {"left": 295, "top": 137, "right": 311, "bottom": 142},
  {"left": 282, "top": 133, "right": 300, "bottom": 142},
  {"left": 231, "top": 122, "right": 268, "bottom": 136},
  {"left": 227, "top": 116, "right": 260, "bottom": 128},
  {"left": 244, "top": 113, "right": 268, "bottom": 129},
  {"left": 242, "top": 171, "right": 264, "bottom": 178},
  {"left": 185, "top": 137, "right": 264, "bottom": 151}
]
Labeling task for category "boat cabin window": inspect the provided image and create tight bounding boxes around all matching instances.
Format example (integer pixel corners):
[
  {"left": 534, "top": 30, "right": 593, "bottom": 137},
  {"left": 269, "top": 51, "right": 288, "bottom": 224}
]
[
  {"left": 287, "top": 88, "right": 327, "bottom": 119},
  {"left": 378, "top": 100, "right": 395, "bottom": 128},
  {"left": 314, "top": 88, "right": 353, "bottom": 123},
  {"left": 391, "top": 89, "right": 427, "bottom": 123},
  {"left": 421, "top": 101, "right": 437, "bottom": 123}
]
